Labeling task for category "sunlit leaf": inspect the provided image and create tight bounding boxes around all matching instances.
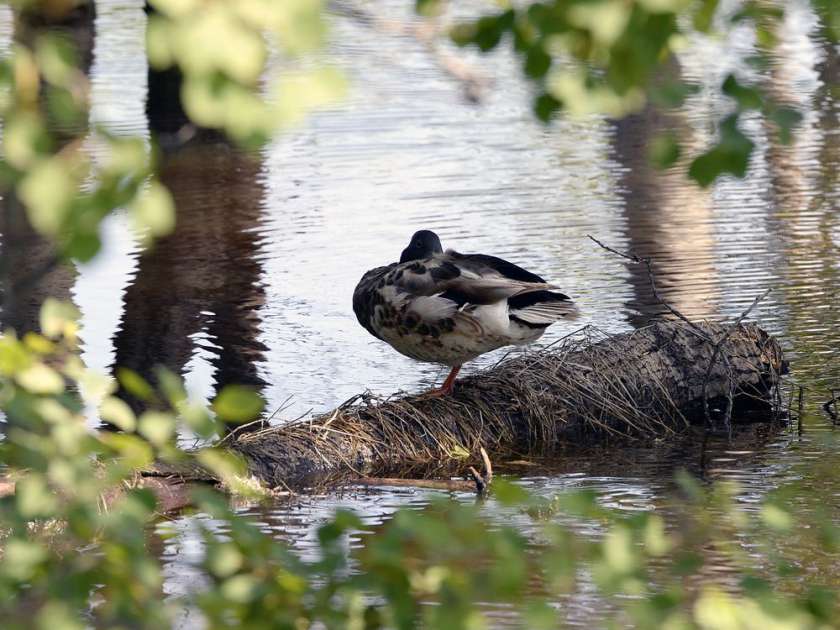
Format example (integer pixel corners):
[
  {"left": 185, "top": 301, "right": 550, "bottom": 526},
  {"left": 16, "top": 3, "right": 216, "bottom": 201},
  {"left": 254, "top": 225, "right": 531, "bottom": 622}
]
[
  {"left": 99, "top": 433, "right": 155, "bottom": 470},
  {"left": 15, "top": 362, "right": 65, "bottom": 394},
  {"left": 16, "top": 474, "right": 58, "bottom": 518},
  {"left": 275, "top": 67, "right": 346, "bottom": 129},
  {"left": 206, "top": 542, "right": 244, "bottom": 578},
  {"left": 138, "top": 411, "right": 175, "bottom": 447},
  {"left": 18, "top": 157, "right": 75, "bottom": 236},
  {"left": 221, "top": 574, "right": 259, "bottom": 604},
  {"left": 197, "top": 448, "right": 267, "bottom": 498},
  {"left": 23, "top": 332, "right": 55, "bottom": 355},
  {"left": 568, "top": 1, "right": 631, "bottom": 46},
  {"left": 35, "top": 33, "right": 81, "bottom": 89},
  {"left": 212, "top": 385, "right": 264, "bottom": 424},
  {"left": 40, "top": 298, "right": 80, "bottom": 340},
  {"left": 643, "top": 514, "right": 672, "bottom": 556},
  {"left": 760, "top": 504, "right": 793, "bottom": 532},
  {"left": 131, "top": 180, "right": 176, "bottom": 240},
  {"left": 100, "top": 396, "right": 137, "bottom": 432},
  {"left": 2, "top": 111, "right": 50, "bottom": 169},
  {"left": 1, "top": 539, "right": 47, "bottom": 581}
]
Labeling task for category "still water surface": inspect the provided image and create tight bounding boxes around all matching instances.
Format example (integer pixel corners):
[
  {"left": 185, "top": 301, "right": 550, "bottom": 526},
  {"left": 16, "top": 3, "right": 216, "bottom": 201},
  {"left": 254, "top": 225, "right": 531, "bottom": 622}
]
[{"left": 1, "top": 0, "right": 839, "bottom": 625}]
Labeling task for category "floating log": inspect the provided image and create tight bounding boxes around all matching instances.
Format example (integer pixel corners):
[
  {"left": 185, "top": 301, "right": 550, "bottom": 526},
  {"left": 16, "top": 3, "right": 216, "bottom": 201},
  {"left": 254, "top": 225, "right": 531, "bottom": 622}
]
[{"left": 230, "top": 321, "right": 785, "bottom": 488}]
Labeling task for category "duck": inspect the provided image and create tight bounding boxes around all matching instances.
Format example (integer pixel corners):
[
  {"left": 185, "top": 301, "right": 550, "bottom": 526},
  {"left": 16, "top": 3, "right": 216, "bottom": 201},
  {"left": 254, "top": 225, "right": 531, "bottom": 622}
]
[{"left": 352, "top": 230, "right": 580, "bottom": 396}]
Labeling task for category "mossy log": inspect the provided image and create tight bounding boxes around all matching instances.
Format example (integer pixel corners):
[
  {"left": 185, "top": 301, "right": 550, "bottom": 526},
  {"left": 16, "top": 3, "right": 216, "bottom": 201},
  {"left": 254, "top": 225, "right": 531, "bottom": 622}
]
[{"left": 230, "top": 321, "right": 784, "bottom": 488}]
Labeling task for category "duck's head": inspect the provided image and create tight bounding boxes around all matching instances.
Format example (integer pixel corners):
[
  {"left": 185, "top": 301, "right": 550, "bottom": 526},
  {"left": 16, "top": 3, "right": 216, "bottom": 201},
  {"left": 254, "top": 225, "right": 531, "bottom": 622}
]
[{"left": 400, "top": 230, "right": 443, "bottom": 263}]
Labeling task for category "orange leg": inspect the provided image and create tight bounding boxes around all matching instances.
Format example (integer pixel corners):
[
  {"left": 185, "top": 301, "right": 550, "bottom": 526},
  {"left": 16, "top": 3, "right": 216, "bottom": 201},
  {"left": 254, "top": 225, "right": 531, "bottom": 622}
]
[{"left": 425, "top": 365, "right": 462, "bottom": 397}]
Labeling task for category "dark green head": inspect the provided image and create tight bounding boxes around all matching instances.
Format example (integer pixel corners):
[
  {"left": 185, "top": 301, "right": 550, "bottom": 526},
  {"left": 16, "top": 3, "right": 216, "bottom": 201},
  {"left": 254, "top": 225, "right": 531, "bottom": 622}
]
[{"left": 400, "top": 230, "right": 443, "bottom": 263}]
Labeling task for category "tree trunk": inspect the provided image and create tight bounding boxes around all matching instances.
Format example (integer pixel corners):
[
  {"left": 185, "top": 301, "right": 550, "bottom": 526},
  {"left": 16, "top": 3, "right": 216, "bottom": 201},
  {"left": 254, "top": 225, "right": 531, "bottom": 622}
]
[{"left": 229, "top": 321, "right": 785, "bottom": 488}]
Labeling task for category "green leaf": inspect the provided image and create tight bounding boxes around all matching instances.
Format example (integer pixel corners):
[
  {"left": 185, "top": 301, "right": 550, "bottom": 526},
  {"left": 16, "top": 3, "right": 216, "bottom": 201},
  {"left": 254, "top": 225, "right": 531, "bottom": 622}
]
[
  {"left": 221, "top": 574, "right": 260, "bottom": 604},
  {"left": 474, "top": 15, "right": 507, "bottom": 52},
  {"left": 768, "top": 106, "right": 802, "bottom": 145},
  {"left": 651, "top": 80, "right": 700, "bottom": 108},
  {"left": 1, "top": 539, "right": 47, "bottom": 581},
  {"left": 40, "top": 298, "right": 80, "bottom": 339},
  {"left": 416, "top": 0, "right": 443, "bottom": 17},
  {"left": 813, "top": 0, "right": 840, "bottom": 41},
  {"left": 649, "top": 133, "right": 681, "bottom": 169},
  {"left": 206, "top": 542, "right": 244, "bottom": 578},
  {"left": 131, "top": 180, "right": 176, "bottom": 240},
  {"left": 99, "top": 433, "right": 155, "bottom": 470},
  {"left": 138, "top": 411, "right": 175, "bottom": 447},
  {"left": 99, "top": 396, "right": 137, "bottom": 432},
  {"left": 693, "top": 0, "right": 720, "bottom": 32},
  {"left": 155, "top": 366, "right": 186, "bottom": 406},
  {"left": 534, "top": 92, "right": 561, "bottom": 123},
  {"left": 35, "top": 602, "right": 86, "bottom": 630},
  {"left": 212, "top": 385, "right": 264, "bottom": 424},
  {"left": 117, "top": 368, "right": 155, "bottom": 401},
  {"left": 524, "top": 45, "right": 551, "bottom": 79},
  {"left": 35, "top": 33, "right": 80, "bottom": 88},
  {"left": 760, "top": 504, "right": 793, "bottom": 531},
  {"left": 2, "top": 111, "right": 51, "bottom": 170},
  {"left": 18, "top": 158, "right": 75, "bottom": 236},
  {"left": 64, "top": 230, "right": 102, "bottom": 262},
  {"left": 688, "top": 115, "right": 754, "bottom": 187},
  {"left": 16, "top": 474, "right": 58, "bottom": 518},
  {"left": 722, "top": 74, "right": 763, "bottom": 110},
  {"left": 15, "top": 362, "right": 65, "bottom": 395},
  {"left": 492, "top": 478, "right": 530, "bottom": 507}
]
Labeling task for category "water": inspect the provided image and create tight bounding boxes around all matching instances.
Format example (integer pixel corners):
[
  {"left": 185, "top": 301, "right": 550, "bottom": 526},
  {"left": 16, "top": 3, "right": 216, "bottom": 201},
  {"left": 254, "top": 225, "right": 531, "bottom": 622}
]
[{"left": 1, "top": 0, "right": 839, "bottom": 626}]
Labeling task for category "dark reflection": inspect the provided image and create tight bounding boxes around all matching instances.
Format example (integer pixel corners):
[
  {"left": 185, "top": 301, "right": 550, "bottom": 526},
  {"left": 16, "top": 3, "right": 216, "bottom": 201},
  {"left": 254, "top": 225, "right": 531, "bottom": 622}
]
[
  {"left": 112, "top": 37, "right": 269, "bottom": 415},
  {"left": 112, "top": 141, "right": 269, "bottom": 414},
  {"left": 0, "top": 3, "right": 95, "bottom": 333},
  {"left": 764, "top": 34, "right": 840, "bottom": 388},
  {"left": 610, "top": 102, "right": 720, "bottom": 327}
]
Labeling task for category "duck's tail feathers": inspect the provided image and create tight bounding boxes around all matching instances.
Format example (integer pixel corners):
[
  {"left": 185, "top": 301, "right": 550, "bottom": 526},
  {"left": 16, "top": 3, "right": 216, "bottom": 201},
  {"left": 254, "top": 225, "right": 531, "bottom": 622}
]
[
  {"left": 508, "top": 290, "right": 580, "bottom": 327},
  {"left": 449, "top": 277, "right": 559, "bottom": 305}
]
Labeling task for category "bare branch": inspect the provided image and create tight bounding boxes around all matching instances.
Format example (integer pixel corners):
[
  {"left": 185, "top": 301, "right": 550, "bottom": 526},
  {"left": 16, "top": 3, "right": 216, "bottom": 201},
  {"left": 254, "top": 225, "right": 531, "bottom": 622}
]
[
  {"left": 586, "top": 234, "right": 710, "bottom": 339},
  {"left": 701, "top": 288, "right": 772, "bottom": 429}
]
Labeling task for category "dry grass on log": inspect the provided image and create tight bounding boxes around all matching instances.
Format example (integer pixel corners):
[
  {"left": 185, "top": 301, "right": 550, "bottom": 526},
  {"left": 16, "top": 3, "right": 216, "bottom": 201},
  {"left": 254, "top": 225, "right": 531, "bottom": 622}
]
[{"left": 230, "top": 320, "right": 784, "bottom": 488}]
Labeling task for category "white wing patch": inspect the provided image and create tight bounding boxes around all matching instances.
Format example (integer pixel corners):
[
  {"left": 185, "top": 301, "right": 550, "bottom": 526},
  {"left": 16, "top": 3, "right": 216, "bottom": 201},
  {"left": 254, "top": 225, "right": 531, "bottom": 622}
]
[
  {"left": 408, "top": 295, "right": 458, "bottom": 322},
  {"left": 511, "top": 300, "right": 580, "bottom": 324}
]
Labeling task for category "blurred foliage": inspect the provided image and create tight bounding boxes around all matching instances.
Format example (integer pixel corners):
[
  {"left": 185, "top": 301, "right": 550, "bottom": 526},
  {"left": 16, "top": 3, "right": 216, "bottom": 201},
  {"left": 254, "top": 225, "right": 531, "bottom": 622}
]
[
  {"left": 146, "top": 0, "right": 345, "bottom": 146},
  {"left": 1, "top": 0, "right": 839, "bottom": 627},
  {"left": 443, "top": 0, "right": 836, "bottom": 187}
]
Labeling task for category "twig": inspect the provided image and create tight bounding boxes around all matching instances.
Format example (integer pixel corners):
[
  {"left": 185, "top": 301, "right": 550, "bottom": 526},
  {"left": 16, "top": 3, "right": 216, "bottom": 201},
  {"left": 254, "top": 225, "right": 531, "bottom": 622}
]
[
  {"left": 724, "top": 369, "right": 735, "bottom": 439},
  {"left": 823, "top": 390, "right": 838, "bottom": 423},
  {"left": 218, "top": 416, "right": 270, "bottom": 446},
  {"left": 467, "top": 447, "right": 493, "bottom": 495},
  {"left": 787, "top": 386, "right": 795, "bottom": 421},
  {"left": 797, "top": 385, "right": 804, "bottom": 436},
  {"left": 702, "top": 289, "right": 772, "bottom": 430},
  {"left": 586, "top": 235, "right": 710, "bottom": 339}
]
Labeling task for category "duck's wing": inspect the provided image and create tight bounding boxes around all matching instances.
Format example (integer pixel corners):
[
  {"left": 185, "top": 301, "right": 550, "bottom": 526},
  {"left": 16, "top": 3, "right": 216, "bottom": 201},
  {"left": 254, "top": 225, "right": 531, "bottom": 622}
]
[
  {"left": 443, "top": 250, "right": 579, "bottom": 325},
  {"left": 445, "top": 251, "right": 546, "bottom": 283},
  {"left": 393, "top": 253, "right": 558, "bottom": 307}
]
